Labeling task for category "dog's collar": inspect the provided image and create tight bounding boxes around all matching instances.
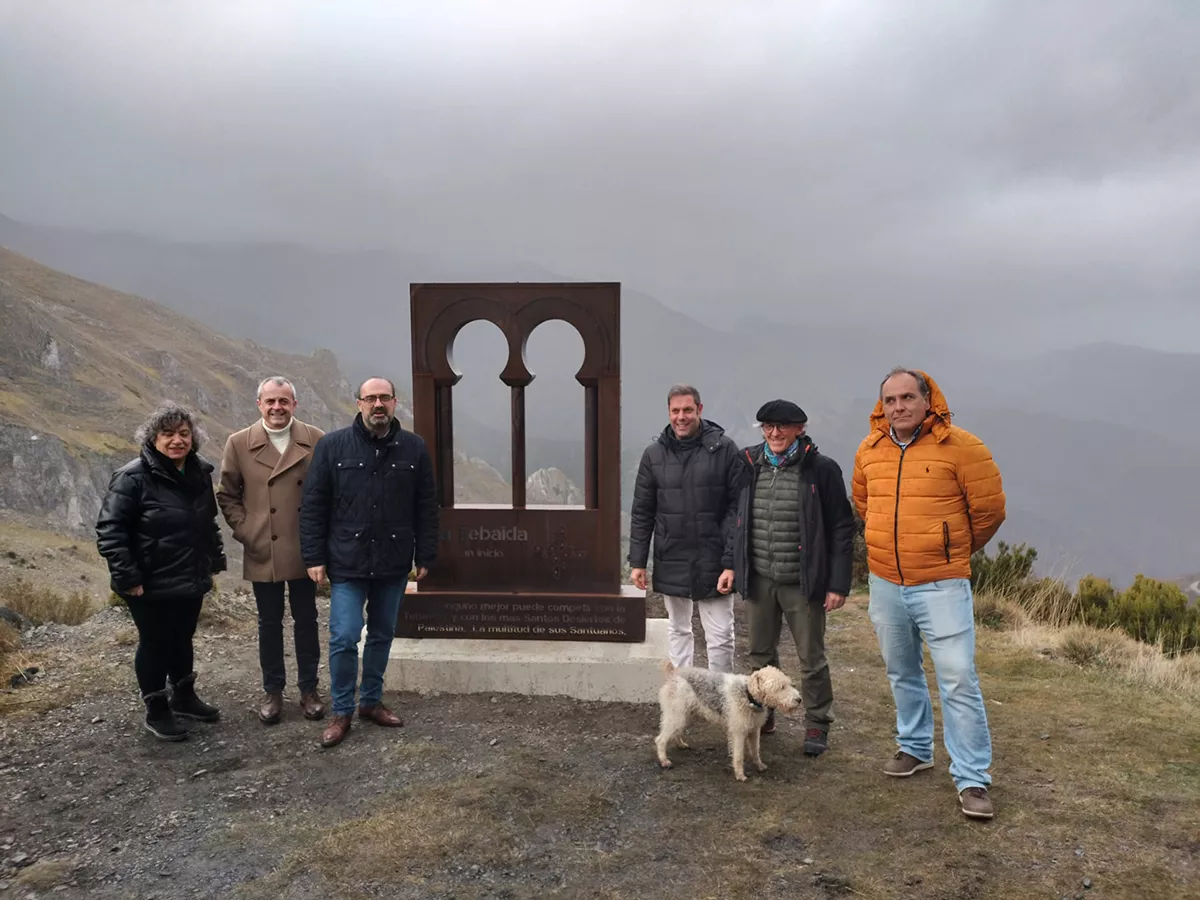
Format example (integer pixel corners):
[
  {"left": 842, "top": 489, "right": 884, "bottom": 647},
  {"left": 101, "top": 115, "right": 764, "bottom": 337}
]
[{"left": 745, "top": 687, "right": 764, "bottom": 711}]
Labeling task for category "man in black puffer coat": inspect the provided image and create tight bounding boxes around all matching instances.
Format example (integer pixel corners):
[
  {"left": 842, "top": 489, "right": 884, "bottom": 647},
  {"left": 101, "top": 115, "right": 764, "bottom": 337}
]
[
  {"left": 96, "top": 403, "right": 227, "bottom": 742},
  {"left": 628, "top": 384, "right": 743, "bottom": 673},
  {"left": 299, "top": 377, "right": 438, "bottom": 748}
]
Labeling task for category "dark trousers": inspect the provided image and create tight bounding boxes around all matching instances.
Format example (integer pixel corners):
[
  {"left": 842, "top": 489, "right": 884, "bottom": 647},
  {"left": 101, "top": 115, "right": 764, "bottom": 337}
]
[
  {"left": 125, "top": 594, "right": 204, "bottom": 696},
  {"left": 252, "top": 579, "right": 320, "bottom": 694},
  {"left": 746, "top": 575, "right": 834, "bottom": 728}
]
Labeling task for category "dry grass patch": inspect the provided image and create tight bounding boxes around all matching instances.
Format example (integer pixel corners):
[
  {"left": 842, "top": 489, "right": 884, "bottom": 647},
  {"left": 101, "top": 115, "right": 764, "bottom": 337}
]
[
  {"left": 974, "top": 591, "right": 1031, "bottom": 631},
  {"left": 12, "top": 854, "right": 83, "bottom": 890},
  {"left": 0, "top": 640, "right": 129, "bottom": 717},
  {"left": 197, "top": 589, "right": 257, "bottom": 633},
  {"left": 241, "top": 754, "right": 618, "bottom": 899},
  {"left": 0, "top": 619, "right": 19, "bottom": 656},
  {"left": 0, "top": 574, "right": 95, "bottom": 626},
  {"left": 1009, "top": 622, "right": 1200, "bottom": 701},
  {"left": 227, "top": 607, "right": 1198, "bottom": 900}
]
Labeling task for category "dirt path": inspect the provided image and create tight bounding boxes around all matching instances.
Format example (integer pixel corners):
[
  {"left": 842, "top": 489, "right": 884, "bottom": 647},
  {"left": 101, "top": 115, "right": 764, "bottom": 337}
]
[{"left": 1, "top": 592, "right": 1197, "bottom": 900}]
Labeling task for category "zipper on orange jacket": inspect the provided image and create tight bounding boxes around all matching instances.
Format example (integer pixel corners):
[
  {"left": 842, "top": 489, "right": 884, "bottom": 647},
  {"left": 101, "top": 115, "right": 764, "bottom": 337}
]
[
  {"left": 893, "top": 445, "right": 907, "bottom": 585},
  {"left": 890, "top": 428, "right": 926, "bottom": 586}
]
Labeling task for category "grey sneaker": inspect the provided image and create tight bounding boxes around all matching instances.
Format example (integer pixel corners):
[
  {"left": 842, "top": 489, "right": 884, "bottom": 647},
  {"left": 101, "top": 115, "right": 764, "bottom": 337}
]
[
  {"left": 959, "top": 787, "right": 994, "bottom": 820},
  {"left": 883, "top": 750, "right": 934, "bottom": 777}
]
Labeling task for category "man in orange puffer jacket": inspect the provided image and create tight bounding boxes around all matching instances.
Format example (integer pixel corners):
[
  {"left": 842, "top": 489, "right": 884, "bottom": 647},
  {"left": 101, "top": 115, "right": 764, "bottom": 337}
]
[{"left": 852, "top": 367, "right": 1005, "bottom": 821}]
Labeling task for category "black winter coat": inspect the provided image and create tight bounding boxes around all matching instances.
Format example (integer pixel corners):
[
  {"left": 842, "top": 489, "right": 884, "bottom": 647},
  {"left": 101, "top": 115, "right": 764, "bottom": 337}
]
[
  {"left": 730, "top": 438, "right": 855, "bottom": 600},
  {"left": 299, "top": 415, "right": 438, "bottom": 581},
  {"left": 96, "top": 447, "right": 227, "bottom": 600},
  {"left": 627, "top": 420, "right": 743, "bottom": 600}
]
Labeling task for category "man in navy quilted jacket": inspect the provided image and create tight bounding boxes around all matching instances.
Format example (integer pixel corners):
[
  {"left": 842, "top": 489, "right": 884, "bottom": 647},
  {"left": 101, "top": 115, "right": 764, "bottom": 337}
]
[{"left": 300, "top": 377, "right": 438, "bottom": 748}]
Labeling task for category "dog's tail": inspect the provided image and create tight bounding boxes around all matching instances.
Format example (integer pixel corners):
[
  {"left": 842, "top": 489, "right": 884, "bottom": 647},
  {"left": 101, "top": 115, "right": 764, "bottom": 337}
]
[{"left": 661, "top": 659, "right": 676, "bottom": 678}]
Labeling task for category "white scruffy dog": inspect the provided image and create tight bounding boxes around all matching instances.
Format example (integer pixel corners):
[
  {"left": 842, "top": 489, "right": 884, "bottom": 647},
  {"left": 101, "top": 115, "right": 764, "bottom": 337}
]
[{"left": 654, "top": 662, "right": 802, "bottom": 781}]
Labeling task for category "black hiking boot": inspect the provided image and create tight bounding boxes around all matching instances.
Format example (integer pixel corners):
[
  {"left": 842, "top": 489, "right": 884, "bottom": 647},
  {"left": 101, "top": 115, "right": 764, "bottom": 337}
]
[
  {"left": 143, "top": 689, "right": 189, "bottom": 742},
  {"left": 803, "top": 727, "right": 829, "bottom": 756},
  {"left": 169, "top": 672, "right": 220, "bottom": 722}
]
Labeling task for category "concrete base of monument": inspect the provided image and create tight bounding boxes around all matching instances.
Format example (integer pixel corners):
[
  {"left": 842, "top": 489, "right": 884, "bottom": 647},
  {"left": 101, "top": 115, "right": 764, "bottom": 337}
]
[{"left": 377, "top": 617, "right": 671, "bottom": 704}]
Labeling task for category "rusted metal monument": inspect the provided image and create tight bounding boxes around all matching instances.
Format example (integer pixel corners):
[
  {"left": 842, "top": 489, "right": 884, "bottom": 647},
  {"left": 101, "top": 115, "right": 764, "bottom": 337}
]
[{"left": 396, "top": 282, "right": 646, "bottom": 642}]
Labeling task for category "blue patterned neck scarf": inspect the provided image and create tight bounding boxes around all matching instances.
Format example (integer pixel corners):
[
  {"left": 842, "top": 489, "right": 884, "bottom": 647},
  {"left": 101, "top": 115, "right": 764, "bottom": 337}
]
[{"left": 763, "top": 439, "right": 801, "bottom": 467}]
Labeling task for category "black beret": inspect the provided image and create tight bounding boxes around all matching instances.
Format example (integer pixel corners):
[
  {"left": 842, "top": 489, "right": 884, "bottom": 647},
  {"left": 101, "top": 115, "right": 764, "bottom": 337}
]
[{"left": 756, "top": 399, "right": 807, "bottom": 425}]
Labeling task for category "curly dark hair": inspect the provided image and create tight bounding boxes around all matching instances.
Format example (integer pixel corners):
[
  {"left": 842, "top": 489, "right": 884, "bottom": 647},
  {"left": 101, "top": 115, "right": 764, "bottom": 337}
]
[{"left": 134, "top": 403, "right": 208, "bottom": 452}]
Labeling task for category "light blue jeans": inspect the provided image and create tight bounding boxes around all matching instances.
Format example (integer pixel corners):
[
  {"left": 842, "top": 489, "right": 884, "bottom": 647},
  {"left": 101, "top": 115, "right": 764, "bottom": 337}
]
[
  {"left": 328, "top": 578, "right": 406, "bottom": 717},
  {"left": 867, "top": 574, "right": 992, "bottom": 791}
]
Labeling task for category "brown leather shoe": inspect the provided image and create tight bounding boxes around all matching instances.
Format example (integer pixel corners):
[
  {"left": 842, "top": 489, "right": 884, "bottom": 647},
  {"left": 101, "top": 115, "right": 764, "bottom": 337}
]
[
  {"left": 959, "top": 787, "right": 995, "bottom": 820},
  {"left": 300, "top": 690, "right": 326, "bottom": 721},
  {"left": 320, "top": 714, "right": 353, "bottom": 748},
  {"left": 258, "top": 692, "right": 283, "bottom": 725},
  {"left": 358, "top": 703, "right": 403, "bottom": 727},
  {"left": 883, "top": 750, "right": 934, "bottom": 777}
]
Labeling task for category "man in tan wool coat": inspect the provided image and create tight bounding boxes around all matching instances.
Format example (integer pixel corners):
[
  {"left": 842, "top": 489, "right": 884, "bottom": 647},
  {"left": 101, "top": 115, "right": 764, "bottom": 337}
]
[{"left": 217, "top": 376, "right": 326, "bottom": 725}]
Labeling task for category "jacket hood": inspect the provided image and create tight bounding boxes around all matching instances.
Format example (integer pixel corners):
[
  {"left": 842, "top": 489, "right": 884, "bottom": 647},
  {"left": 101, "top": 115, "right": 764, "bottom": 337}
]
[
  {"left": 658, "top": 418, "right": 726, "bottom": 451},
  {"left": 867, "top": 369, "right": 953, "bottom": 444}
]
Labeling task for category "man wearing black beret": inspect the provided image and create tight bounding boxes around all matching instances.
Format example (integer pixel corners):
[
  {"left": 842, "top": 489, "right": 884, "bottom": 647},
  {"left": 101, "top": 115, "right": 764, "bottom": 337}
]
[{"left": 728, "top": 398, "right": 855, "bottom": 754}]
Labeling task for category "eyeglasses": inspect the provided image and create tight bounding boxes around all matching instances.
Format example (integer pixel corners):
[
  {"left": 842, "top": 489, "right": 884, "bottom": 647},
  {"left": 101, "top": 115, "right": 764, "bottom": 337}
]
[
  {"left": 358, "top": 394, "right": 395, "bottom": 404},
  {"left": 760, "top": 423, "right": 790, "bottom": 434}
]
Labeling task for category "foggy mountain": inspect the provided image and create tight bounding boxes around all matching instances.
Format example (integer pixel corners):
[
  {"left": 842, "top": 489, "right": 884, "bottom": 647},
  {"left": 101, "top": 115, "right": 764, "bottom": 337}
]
[{"left": 1, "top": 214, "right": 1196, "bottom": 586}]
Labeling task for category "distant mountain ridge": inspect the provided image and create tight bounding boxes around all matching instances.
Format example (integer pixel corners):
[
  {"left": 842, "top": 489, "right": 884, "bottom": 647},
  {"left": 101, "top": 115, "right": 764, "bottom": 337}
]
[
  {"left": 1, "top": 214, "right": 1197, "bottom": 585},
  {"left": 0, "top": 246, "right": 510, "bottom": 536}
]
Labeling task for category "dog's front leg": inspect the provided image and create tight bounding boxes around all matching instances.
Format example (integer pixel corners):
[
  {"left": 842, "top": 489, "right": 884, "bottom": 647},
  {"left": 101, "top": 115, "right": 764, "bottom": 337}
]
[
  {"left": 749, "top": 723, "right": 767, "bottom": 772},
  {"left": 730, "top": 731, "right": 748, "bottom": 781}
]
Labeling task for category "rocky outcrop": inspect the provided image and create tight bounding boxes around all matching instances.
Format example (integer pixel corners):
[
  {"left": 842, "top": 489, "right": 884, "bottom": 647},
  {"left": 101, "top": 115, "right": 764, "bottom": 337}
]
[
  {"left": 0, "top": 425, "right": 111, "bottom": 532},
  {"left": 526, "top": 467, "right": 583, "bottom": 506}
]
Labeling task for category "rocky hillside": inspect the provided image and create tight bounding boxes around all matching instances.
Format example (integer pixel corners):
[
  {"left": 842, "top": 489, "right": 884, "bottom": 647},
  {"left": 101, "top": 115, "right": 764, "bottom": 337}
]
[
  {"left": 0, "top": 247, "right": 507, "bottom": 535},
  {"left": 526, "top": 467, "right": 583, "bottom": 506}
]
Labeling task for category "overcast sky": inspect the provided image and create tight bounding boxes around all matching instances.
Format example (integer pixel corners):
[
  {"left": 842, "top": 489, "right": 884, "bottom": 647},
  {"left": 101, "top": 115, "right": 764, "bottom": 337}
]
[{"left": 1, "top": 0, "right": 1197, "bottom": 349}]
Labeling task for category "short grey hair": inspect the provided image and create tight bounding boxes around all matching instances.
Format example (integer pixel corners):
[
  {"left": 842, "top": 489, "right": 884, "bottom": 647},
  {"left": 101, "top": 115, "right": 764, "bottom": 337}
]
[
  {"left": 135, "top": 403, "right": 208, "bottom": 452},
  {"left": 256, "top": 376, "right": 296, "bottom": 401},
  {"left": 666, "top": 383, "right": 701, "bottom": 406},
  {"left": 879, "top": 367, "right": 931, "bottom": 401}
]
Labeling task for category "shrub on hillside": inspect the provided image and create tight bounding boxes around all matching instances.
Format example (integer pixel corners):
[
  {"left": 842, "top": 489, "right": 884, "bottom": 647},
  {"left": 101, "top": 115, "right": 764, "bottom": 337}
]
[
  {"left": 1080, "top": 575, "right": 1200, "bottom": 655},
  {"left": 1076, "top": 575, "right": 1117, "bottom": 618},
  {"left": 970, "top": 541, "right": 1037, "bottom": 595},
  {"left": 970, "top": 544, "right": 1198, "bottom": 654},
  {"left": 851, "top": 504, "right": 869, "bottom": 590}
]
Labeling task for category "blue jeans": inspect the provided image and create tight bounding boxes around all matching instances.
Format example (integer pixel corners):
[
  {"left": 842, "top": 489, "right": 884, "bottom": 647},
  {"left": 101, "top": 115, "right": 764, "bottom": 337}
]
[
  {"left": 867, "top": 574, "right": 992, "bottom": 791},
  {"left": 328, "top": 578, "right": 406, "bottom": 716}
]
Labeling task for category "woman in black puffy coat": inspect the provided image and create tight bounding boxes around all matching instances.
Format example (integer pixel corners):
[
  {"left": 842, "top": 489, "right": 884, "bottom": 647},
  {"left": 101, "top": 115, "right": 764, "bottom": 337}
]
[{"left": 96, "top": 403, "right": 227, "bottom": 741}]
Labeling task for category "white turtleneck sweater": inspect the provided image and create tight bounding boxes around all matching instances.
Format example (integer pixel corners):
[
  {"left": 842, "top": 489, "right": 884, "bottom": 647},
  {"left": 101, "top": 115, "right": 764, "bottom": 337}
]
[{"left": 263, "top": 419, "right": 292, "bottom": 455}]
